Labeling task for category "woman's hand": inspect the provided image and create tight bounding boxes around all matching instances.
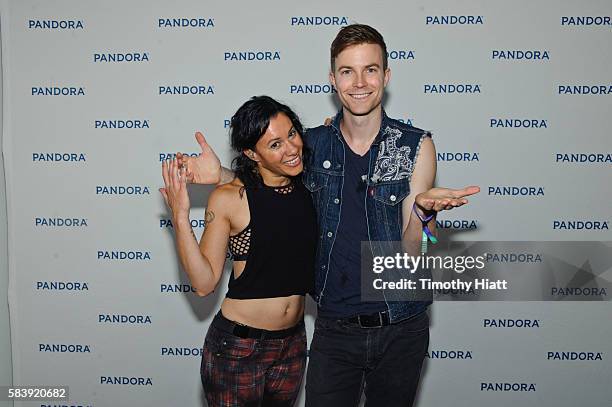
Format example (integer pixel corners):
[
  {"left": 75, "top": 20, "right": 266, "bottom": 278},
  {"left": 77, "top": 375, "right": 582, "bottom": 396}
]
[
  {"left": 160, "top": 158, "right": 191, "bottom": 219},
  {"left": 415, "top": 186, "right": 480, "bottom": 213},
  {"left": 176, "top": 132, "right": 222, "bottom": 185}
]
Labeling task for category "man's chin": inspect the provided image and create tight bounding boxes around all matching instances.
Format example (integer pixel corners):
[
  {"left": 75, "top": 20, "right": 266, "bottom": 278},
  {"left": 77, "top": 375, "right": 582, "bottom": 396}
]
[{"left": 343, "top": 104, "right": 379, "bottom": 117}]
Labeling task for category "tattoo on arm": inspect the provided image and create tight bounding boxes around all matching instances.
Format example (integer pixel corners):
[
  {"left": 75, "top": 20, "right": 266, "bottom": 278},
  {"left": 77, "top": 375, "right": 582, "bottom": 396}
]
[{"left": 204, "top": 209, "right": 215, "bottom": 227}]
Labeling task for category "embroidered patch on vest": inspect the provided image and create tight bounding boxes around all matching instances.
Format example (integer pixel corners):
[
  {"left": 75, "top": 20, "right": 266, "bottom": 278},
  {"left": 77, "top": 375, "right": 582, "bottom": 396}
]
[{"left": 371, "top": 126, "right": 414, "bottom": 182}]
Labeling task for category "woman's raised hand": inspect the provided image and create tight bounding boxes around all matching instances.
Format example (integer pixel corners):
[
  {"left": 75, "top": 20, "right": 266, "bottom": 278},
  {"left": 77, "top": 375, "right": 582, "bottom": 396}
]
[{"left": 160, "top": 158, "right": 191, "bottom": 219}]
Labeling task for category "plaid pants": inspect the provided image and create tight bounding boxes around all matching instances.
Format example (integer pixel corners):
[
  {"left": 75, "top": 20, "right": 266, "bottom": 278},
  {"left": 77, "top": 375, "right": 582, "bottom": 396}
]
[{"left": 201, "top": 313, "right": 307, "bottom": 407}]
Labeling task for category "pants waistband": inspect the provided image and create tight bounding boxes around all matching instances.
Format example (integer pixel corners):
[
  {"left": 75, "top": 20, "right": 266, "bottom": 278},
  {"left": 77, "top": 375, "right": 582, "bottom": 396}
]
[
  {"left": 344, "top": 310, "right": 391, "bottom": 328},
  {"left": 212, "top": 311, "right": 304, "bottom": 339},
  {"left": 322, "top": 310, "right": 426, "bottom": 328}
]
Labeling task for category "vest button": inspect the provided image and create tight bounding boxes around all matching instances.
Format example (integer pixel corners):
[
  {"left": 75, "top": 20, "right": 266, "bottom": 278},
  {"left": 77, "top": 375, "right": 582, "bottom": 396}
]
[
  {"left": 327, "top": 231, "right": 333, "bottom": 238},
  {"left": 390, "top": 195, "right": 397, "bottom": 202},
  {"left": 323, "top": 160, "right": 331, "bottom": 169}
]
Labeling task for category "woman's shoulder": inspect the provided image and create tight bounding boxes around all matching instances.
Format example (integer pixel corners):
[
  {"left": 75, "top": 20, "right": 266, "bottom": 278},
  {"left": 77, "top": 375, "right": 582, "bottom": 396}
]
[{"left": 208, "top": 179, "right": 246, "bottom": 207}]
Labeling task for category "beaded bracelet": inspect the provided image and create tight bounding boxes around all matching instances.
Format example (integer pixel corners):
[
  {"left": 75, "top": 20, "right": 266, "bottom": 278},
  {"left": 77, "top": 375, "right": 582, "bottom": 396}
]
[{"left": 412, "top": 202, "right": 438, "bottom": 253}]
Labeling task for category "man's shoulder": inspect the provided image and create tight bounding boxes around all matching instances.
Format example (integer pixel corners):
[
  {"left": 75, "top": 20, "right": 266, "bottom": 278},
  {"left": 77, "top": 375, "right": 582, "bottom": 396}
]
[
  {"left": 305, "top": 124, "right": 335, "bottom": 137},
  {"left": 383, "top": 116, "right": 430, "bottom": 139},
  {"left": 304, "top": 124, "right": 334, "bottom": 147}
]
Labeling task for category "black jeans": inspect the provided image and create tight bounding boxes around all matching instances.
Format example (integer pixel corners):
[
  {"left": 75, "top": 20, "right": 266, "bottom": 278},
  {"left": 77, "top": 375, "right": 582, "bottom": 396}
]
[{"left": 305, "top": 311, "right": 429, "bottom": 407}]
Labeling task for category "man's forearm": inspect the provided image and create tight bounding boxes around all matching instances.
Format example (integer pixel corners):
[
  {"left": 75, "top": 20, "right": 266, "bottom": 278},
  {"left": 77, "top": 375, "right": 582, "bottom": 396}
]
[
  {"left": 218, "top": 167, "right": 235, "bottom": 186},
  {"left": 403, "top": 209, "right": 436, "bottom": 257}
]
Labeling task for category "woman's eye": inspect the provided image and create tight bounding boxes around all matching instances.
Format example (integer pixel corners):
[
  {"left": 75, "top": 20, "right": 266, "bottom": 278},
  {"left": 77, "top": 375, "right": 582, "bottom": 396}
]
[
  {"left": 288, "top": 129, "right": 297, "bottom": 138},
  {"left": 271, "top": 142, "right": 280, "bottom": 149}
]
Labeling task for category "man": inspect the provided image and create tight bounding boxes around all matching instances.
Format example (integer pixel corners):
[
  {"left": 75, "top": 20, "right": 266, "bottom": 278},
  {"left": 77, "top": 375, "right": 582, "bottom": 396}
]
[{"left": 177, "top": 24, "right": 478, "bottom": 406}]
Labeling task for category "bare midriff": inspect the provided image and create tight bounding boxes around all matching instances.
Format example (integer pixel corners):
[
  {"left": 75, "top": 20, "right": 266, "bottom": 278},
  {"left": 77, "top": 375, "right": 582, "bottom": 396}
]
[{"left": 221, "top": 295, "right": 305, "bottom": 330}]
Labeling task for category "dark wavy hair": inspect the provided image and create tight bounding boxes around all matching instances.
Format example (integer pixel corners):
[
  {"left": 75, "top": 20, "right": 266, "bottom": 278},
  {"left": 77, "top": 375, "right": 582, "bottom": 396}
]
[{"left": 230, "top": 96, "right": 306, "bottom": 187}]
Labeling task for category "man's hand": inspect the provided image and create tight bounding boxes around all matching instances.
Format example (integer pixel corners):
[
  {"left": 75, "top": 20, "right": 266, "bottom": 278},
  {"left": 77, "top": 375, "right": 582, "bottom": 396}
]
[
  {"left": 176, "top": 132, "right": 221, "bottom": 185},
  {"left": 415, "top": 186, "right": 480, "bottom": 212}
]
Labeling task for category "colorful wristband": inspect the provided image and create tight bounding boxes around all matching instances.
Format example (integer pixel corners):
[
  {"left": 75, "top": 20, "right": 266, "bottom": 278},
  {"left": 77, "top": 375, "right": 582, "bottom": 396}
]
[{"left": 413, "top": 202, "right": 438, "bottom": 253}]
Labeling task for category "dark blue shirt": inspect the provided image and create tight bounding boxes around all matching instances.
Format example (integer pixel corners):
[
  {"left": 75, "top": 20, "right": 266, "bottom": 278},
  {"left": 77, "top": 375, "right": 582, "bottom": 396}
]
[{"left": 319, "top": 135, "right": 386, "bottom": 318}]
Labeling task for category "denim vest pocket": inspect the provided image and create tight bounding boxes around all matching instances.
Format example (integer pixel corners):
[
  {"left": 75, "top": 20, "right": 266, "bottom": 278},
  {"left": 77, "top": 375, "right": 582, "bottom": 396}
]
[
  {"left": 371, "top": 180, "right": 409, "bottom": 206},
  {"left": 304, "top": 169, "right": 327, "bottom": 192},
  {"left": 369, "top": 180, "right": 409, "bottom": 242},
  {"left": 304, "top": 169, "right": 329, "bottom": 221}
]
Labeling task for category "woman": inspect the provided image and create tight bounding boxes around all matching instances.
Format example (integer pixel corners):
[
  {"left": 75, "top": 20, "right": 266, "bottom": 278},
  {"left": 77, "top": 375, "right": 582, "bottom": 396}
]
[{"left": 160, "top": 96, "right": 316, "bottom": 406}]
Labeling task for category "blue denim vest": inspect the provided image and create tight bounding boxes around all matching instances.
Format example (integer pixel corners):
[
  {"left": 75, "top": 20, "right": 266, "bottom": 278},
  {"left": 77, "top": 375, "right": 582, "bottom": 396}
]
[{"left": 303, "top": 109, "right": 432, "bottom": 323}]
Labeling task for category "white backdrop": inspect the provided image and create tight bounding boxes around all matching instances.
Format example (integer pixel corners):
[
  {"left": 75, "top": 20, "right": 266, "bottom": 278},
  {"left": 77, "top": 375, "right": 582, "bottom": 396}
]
[{"left": 2, "top": 0, "right": 611, "bottom": 406}]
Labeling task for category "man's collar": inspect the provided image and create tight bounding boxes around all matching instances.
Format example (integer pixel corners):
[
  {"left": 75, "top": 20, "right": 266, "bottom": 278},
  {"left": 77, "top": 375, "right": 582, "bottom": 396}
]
[
  {"left": 330, "top": 108, "right": 390, "bottom": 145},
  {"left": 330, "top": 109, "right": 343, "bottom": 133}
]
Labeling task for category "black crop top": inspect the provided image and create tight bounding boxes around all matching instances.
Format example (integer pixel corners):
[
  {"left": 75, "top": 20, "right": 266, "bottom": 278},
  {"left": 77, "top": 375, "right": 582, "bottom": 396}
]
[{"left": 226, "top": 180, "right": 316, "bottom": 299}]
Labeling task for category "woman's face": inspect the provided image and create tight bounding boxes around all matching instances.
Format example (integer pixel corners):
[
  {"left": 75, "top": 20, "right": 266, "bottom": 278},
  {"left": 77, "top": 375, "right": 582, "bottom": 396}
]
[{"left": 247, "top": 113, "right": 304, "bottom": 181}]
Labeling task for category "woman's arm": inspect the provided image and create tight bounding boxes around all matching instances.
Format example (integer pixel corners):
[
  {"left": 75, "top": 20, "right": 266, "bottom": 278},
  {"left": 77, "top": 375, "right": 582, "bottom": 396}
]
[{"left": 160, "top": 158, "right": 230, "bottom": 296}]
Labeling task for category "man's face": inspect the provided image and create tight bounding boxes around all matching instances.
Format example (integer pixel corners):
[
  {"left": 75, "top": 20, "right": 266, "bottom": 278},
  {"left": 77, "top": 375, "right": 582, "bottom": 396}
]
[{"left": 330, "top": 42, "right": 390, "bottom": 118}]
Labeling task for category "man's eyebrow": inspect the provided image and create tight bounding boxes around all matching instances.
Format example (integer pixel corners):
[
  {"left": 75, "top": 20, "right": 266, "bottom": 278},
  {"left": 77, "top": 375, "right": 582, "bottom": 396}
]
[{"left": 336, "top": 63, "right": 381, "bottom": 71}]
